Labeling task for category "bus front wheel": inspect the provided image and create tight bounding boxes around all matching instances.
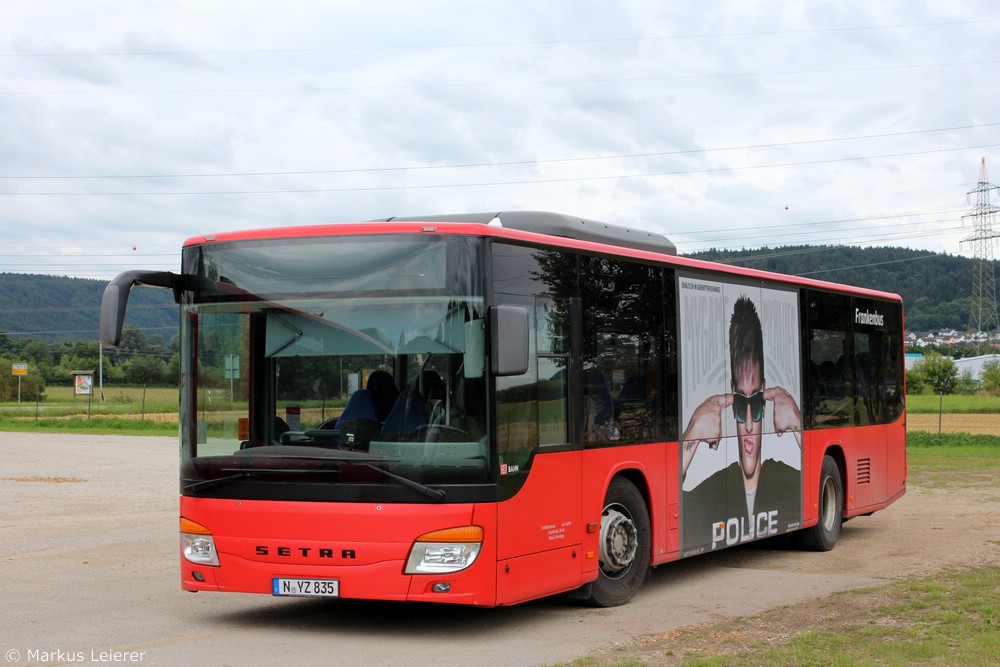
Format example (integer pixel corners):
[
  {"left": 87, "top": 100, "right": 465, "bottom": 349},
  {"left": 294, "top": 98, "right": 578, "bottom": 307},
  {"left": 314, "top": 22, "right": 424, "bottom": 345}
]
[
  {"left": 794, "top": 455, "right": 843, "bottom": 552},
  {"left": 588, "top": 477, "right": 651, "bottom": 607}
]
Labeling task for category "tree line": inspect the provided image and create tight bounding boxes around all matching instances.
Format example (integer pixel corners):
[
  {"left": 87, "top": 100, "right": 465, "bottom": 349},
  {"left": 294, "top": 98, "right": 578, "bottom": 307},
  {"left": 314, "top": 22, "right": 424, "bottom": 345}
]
[
  {"left": 1, "top": 247, "right": 993, "bottom": 345},
  {"left": 688, "top": 244, "right": 985, "bottom": 333},
  {"left": 0, "top": 245, "right": 996, "bottom": 402},
  {"left": 0, "top": 326, "right": 175, "bottom": 401}
]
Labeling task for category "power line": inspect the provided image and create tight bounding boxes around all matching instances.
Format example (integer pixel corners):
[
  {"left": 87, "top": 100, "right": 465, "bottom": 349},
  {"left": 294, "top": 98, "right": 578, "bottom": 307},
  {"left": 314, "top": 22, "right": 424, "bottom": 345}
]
[
  {"left": 2, "top": 122, "right": 997, "bottom": 181},
  {"left": 5, "top": 59, "right": 999, "bottom": 96},
  {"left": 0, "top": 326, "right": 175, "bottom": 337},
  {"left": 796, "top": 254, "right": 947, "bottom": 277},
  {"left": 3, "top": 143, "right": 998, "bottom": 197},
  {"left": 4, "top": 18, "right": 998, "bottom": 58},
  {"left": 679, "top": 222, "right": 968, "bottom": 255},
  {"left": 674, "top": 207, "right": 966, "bottom": 237}
]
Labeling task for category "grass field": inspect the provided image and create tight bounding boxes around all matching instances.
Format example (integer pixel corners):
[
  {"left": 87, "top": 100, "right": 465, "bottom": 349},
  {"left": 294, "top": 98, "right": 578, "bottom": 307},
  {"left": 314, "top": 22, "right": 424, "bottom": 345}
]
[
  {"left": 906, "top": 393, "right": 1000, "bottom": 413},
  {"left": 0, "top": 385, "right": 352, "bottom": 436},
  {"left": 0, "top": 385, "right": 180, "bottom": 435},
  {"left": 572, "top": 567, "right": 998, "bottom": 667},
  {"left": 564, "top": 434, "right": 1000, "bottom": 667}
]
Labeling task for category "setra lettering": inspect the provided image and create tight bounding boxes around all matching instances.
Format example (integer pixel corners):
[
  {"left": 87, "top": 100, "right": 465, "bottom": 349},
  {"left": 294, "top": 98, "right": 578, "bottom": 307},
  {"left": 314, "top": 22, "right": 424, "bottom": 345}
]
[{"left": 255, "top": 545, "right": 357, "bottom": 559}]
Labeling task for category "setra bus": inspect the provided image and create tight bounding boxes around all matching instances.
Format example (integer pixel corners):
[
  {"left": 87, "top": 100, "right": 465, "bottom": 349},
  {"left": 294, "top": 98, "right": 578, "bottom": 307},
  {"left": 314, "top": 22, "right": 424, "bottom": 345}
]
[{"left": 100, "top": 211, "right": 906, "bottom": 607}]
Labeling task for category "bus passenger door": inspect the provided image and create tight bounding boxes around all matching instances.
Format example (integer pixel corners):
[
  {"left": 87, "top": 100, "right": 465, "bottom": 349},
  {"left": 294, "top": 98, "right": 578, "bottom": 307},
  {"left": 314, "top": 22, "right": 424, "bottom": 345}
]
[{"left": 494, "top": 296, "right": 585, "bottom": 604}]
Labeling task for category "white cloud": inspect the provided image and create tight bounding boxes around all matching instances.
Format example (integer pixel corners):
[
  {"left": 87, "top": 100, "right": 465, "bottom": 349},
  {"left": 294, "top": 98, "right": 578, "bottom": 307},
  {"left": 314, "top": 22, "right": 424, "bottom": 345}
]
[{"left": 0, "top": 0, "right": 998, "bottom": 280}]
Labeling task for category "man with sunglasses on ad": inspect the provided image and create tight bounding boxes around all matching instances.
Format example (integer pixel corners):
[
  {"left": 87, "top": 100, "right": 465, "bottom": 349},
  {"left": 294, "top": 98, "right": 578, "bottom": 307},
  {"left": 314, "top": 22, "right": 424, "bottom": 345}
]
[{"left": 680, "top": 295, "right": 802, "bottom": 554}]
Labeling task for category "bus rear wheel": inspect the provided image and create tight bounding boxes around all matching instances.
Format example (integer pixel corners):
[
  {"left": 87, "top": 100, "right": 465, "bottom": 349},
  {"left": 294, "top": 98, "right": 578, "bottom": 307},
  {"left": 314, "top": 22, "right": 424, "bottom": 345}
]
[
  {"left": 588, "top": 477, "right": 651, "bottom": 607},
  {"left": 794, "top": 455, "right": 843, "bottom": 551}
]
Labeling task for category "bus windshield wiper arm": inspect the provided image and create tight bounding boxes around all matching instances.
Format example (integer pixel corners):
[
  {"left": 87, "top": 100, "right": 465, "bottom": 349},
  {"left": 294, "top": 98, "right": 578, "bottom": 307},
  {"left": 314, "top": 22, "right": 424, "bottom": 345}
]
[
  {"left": 185, "top": 473, "right": 249, "bottom": 493},
  {"left": 184, "top": 467, "right": 334, "bottom": 493},
  {"left": 361, "top": 463, "right": 446, "bottom": 501},
  {"left": 186, "top": 458, "right": 444, "bottom": 500},
  {"left": 245, "top": 453, "right": 445, "bottom": 500}
]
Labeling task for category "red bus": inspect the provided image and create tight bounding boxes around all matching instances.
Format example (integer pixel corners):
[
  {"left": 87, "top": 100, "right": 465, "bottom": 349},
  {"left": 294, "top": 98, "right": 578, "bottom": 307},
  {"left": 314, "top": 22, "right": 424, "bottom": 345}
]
[{"left": 100, "top": 211, "right": 906, "bottom": 607}]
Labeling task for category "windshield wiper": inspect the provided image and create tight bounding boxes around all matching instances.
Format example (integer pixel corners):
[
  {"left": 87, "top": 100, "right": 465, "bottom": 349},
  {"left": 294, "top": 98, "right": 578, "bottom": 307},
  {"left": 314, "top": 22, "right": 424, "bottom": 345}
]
[
  {"left": 361, "top": 463, "right": 446, "bottom": 502},
  {"left": 185, "top": 472, "right": 250, "bottom": 493},
  {"left": 189, "top": 454, "right": 447, "bottom": 501},
  {"left": 183, "top": 467, "right": 336, "bottom": 493},
  {"left": 244, "top": 454, "right": 446, "bottom": 502},
  {"left": 264, "top": 454, "right": 447, "bottom": 501}
]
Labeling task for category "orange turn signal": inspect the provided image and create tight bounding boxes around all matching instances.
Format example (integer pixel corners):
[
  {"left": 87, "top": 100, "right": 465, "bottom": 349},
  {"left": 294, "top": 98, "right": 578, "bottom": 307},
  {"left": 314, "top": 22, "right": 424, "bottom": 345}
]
[
  {"left": 179, "top": 517, "right": 212, "bottom": 535},
  {"left": 416, "top": 526, "right": 484, "bottom": 543}
]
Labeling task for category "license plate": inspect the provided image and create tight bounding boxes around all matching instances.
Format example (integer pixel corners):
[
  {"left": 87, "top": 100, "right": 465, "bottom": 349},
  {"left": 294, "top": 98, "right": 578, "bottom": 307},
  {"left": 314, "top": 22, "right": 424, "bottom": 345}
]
[{"left": 272, "top": 577, "right": 340, "bottom": 597}]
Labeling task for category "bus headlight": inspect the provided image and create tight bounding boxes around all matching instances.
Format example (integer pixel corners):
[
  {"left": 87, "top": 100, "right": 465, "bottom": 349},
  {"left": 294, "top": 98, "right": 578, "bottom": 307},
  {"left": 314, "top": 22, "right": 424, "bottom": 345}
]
[
  {"left": 180, "top": 517, "right": 220, "bottom": 567},
  {"left": 405, "top": 526, "right": 483, "bottom": 574}
]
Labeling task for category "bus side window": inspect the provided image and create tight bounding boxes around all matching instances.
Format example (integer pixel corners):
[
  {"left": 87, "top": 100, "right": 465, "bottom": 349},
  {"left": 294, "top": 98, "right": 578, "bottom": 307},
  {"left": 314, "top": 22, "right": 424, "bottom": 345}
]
[
  {"left": 495, "top": 295, "right": 539, "bottom": 472},
  {"left": 578, "top": 258, "right": 669, "bottom": 446},
  {"left": 805, "top": 289, "right": 853, "bottom": 428},
  {"left": 584, "top": 366, "right": 616, "bottom": 442}
]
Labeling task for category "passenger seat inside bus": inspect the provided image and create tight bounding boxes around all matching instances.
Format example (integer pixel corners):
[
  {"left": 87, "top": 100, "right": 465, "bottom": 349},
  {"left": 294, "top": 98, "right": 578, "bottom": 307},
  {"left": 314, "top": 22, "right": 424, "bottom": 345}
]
[
  {"left": 381, "top": 388, "right": 427, "bottom": 439},
  {"left": 336, "top": 389, "right": 380, "bottom": 450},
  {"left": 366, "top": 370, "right": 399, "bottom": 424}
]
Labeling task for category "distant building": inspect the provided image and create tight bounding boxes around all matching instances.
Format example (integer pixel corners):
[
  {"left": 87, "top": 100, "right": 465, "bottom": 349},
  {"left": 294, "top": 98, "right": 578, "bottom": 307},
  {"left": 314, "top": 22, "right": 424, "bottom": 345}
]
[
  {"left": 905, "top": 353, "right": 1000, "bottom": 381},
  {"left": 954, "top": 354, "right": 1000, "bottom": 381}
]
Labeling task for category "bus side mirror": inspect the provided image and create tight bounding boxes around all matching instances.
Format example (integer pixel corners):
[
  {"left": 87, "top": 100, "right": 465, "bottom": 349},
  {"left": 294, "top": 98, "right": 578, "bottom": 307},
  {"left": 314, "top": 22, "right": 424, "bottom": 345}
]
[
  {"left": 490, "top": 305, "right": 529, "bottom": 376},
  {"left": 100, "top": 270, "right": 180, "bottom": 348}
]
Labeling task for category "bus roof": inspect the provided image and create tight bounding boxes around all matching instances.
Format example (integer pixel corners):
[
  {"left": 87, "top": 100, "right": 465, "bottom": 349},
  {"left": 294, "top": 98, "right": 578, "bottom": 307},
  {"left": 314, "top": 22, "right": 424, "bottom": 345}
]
[
  {"left": 183, "top": 211, "right": 901, "bottom": 302},
  {"left": 375, "top": 211, "right": 677, "bottom": 256}
]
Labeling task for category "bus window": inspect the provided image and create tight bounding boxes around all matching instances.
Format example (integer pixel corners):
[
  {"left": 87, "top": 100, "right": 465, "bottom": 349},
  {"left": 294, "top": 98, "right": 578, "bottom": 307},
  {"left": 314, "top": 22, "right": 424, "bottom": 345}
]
[
  {"left": 579, "top": 257, "right": 670, "bottom": 445},
  {"left": 805, "top": 291, "right": 853, "bottom": 428},
  {"left": 853, "top": 298, "right": 905, "bottom": 425},
  {"left": 805, "top": 292, "right": 904, "bottom": 428},
  {"left": 495, "top": 294, "right": 539, "bottom": 478},
  {"left": 537, "top": 298, "right": 568, "bottom": 447}
]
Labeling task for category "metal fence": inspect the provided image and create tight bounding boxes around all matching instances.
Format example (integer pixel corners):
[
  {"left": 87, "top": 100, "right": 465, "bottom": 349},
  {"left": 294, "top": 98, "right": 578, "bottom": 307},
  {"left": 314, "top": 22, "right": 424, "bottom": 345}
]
[{"left": 906, "top": 393, "right": 1000, "bottom": 436}]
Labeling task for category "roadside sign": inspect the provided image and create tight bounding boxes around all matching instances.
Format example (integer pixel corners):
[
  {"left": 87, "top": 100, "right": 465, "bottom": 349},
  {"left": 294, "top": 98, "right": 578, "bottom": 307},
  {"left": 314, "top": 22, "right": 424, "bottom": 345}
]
[
  {"left": 12, "top": 363, "right": 28, "bottom": 376},
  {"left": 73, "top": 372, "right": 94, "bottom": 396}
]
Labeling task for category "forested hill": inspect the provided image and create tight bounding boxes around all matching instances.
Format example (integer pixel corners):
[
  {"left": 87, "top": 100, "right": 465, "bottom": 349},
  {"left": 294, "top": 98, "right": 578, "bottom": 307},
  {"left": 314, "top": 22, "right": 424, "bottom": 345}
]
[
  {"left": 685, "top": 245, "right": 977, "bottom": 332},
  {"left": 0, "top": 273, "right": 177, "bottom": 344},
  {"left": 0, "top": 246, "right": 985, "bottom": 343}
]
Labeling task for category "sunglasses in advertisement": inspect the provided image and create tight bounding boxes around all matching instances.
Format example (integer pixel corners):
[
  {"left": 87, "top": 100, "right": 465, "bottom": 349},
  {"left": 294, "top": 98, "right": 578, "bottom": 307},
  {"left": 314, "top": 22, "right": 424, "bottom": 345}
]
[{"left": 733, "top": 390, "right": 765, "bottom": 424}]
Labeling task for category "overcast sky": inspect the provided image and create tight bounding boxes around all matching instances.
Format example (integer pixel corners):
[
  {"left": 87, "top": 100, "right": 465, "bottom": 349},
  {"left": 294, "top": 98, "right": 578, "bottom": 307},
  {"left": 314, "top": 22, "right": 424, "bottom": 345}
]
[{"left": 2, "top": 1, "right": 999, "bottom": 281}]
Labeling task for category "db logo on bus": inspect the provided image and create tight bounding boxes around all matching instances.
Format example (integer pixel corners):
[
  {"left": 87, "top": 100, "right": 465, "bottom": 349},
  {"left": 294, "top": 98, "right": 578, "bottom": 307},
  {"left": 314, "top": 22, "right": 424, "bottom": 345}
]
[{"left": 500, "top": 463, "right": 520, "bottom": 476}]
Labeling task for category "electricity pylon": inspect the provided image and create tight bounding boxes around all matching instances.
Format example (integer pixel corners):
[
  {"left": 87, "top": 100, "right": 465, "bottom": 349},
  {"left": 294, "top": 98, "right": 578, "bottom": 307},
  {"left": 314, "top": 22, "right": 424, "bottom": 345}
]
[{"left": 962, "top": 157, "right": 1000, "bottom": 342}]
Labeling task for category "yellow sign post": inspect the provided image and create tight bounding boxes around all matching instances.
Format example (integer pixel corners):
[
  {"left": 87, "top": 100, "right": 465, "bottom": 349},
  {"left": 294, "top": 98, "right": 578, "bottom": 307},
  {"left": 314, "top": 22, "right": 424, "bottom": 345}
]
[{"left": 11, "top": 364, "right": 27, "bottom": 403}]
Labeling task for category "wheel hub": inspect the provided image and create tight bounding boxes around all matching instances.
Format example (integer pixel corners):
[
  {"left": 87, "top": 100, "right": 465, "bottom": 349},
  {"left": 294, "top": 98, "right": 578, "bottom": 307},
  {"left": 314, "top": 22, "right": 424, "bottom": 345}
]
[{"left": 600, "top": 507, "right": 638, "bottom": 574}]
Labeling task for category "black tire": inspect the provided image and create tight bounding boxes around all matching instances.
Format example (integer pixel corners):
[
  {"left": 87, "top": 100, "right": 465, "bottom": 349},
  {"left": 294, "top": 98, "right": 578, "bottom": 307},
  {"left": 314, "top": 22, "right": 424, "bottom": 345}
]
[
  {"left": 794, "top": 455, "right": 843, "bottom": 551},
  {"left": 587, "top": 477, "right": 651, "bottom": 607}
]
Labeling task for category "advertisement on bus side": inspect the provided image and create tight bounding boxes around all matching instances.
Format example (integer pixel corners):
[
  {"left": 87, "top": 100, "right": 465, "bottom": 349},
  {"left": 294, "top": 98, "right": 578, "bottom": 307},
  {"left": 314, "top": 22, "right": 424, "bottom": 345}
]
[{"left": 677, "top": 275, "right": 803, "bottom": 556}]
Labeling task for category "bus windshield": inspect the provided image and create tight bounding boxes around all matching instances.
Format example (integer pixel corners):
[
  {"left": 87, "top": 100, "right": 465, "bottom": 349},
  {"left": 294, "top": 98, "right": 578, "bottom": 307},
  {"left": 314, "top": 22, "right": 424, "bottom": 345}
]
[{"left": 178, "top": 234, "right": 491, "bottom": 501}]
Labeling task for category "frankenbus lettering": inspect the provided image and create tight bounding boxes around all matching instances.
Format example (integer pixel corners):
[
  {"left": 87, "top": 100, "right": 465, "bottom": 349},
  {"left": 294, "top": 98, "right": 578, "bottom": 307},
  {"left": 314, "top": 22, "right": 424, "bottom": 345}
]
[
  {"left": 855, "top": 308, "right": 885, "bottom": 327},
  {"left": 710, "top": 510, "right": 778, "bottom": 549}
]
